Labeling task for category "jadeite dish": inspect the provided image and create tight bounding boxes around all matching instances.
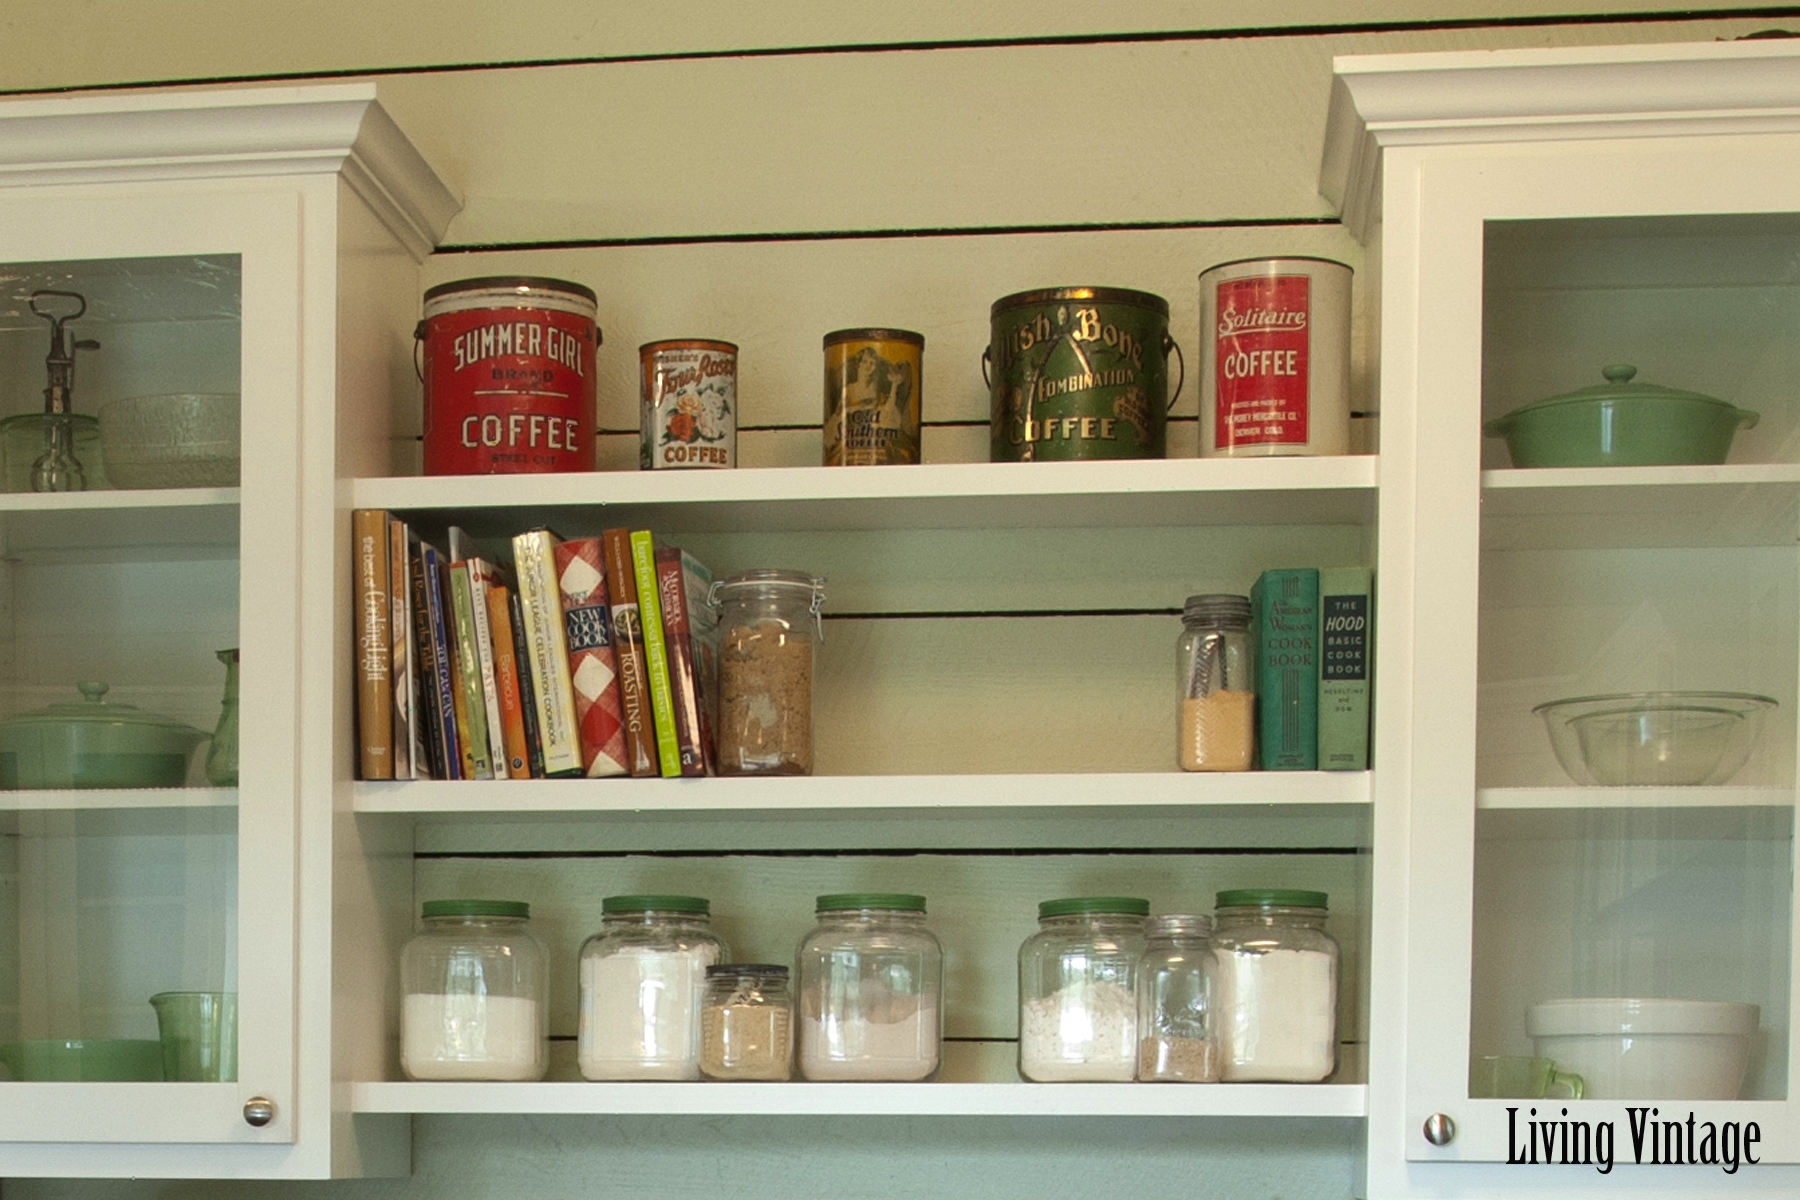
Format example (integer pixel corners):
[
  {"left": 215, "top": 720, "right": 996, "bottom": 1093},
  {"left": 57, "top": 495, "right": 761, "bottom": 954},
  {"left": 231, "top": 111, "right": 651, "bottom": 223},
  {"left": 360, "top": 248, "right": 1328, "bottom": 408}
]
[
  {"left": 0, "top": 682, "right": 209, "bottom": 789},
  {"left": 0, "top": 1038, "right": 164, "bottom": 1081},
  {"left": 1484, "top": 365, "right": 1757, "bottom": 468}
]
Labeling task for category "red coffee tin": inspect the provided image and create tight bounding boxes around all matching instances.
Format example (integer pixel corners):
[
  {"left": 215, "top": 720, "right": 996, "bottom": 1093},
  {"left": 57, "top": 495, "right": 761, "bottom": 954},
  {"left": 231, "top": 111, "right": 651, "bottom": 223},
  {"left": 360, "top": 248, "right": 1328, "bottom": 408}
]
[
  {"left": 1198, "top": 257, "right": 1351, "bottom": 458},
  {"left": 419, "top": 276, "right": 600, "bottom": 475}
]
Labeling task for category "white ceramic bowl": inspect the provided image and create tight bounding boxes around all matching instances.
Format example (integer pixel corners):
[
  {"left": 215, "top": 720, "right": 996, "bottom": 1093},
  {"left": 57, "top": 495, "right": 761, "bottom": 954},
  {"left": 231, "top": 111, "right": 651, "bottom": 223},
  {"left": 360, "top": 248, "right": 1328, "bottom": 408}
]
[
  {"left": 1526, "top": 998, "right": 1758, "bottom": 1099},
  {"left": 98, "top": 393, "right": 240, "bottom": 489}
]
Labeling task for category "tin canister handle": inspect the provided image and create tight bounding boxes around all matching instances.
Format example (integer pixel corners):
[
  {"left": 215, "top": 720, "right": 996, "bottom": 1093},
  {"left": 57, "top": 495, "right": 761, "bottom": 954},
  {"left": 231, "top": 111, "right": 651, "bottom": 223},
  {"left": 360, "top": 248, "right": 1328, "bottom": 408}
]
[
  {"left": 981, "top": 345, "right": 992, "bottom": 390},
  {"left": 413, "top": 320, "right": 426, "bottom": 382},
  {"left": 1165, "top": 335, "right": 1184, "bottom": 414}
]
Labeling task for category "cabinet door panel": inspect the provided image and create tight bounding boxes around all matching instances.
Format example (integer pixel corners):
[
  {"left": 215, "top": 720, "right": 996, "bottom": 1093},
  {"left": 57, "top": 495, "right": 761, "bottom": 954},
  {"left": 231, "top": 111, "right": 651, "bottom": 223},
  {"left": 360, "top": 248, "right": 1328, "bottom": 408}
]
[
  {"left": 1392, "top": 138, "right": 1800, "bottom": 1166},
  {"left": 0, "top": 187, "right": 302, "bottom": 1148}
]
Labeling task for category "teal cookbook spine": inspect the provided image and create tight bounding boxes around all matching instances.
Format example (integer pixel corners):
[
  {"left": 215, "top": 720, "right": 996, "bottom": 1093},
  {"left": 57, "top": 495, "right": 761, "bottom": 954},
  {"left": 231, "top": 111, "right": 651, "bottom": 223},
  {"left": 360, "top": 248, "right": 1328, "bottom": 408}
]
[
  {"left": 1317, "top": 566, "right": 1372, "bottom": 771},
  {"left": 1252, "top": 567, "right": 1319, "bottom": 770}
]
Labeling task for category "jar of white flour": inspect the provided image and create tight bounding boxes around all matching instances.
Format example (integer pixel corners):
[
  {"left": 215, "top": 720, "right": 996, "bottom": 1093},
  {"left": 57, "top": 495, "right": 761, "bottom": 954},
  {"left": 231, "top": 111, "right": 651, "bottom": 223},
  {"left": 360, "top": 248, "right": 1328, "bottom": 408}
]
[
  {"left": 1017, "top": 896, "right": 1149, "bottom": 1081},
  {"left": 400, "top": 899, "right": 549, "bottom": 1081},
  {"left": 1210, "top": 889, "right": 1339, "bottom": 1082},
  {"left": 578, "top": 894, "right": 726, "bottom": 1080}
]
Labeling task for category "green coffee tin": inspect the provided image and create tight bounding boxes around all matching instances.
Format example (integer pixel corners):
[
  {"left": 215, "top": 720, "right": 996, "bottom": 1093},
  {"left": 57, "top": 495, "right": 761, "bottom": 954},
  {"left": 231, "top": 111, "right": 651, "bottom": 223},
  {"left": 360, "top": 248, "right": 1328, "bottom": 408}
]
[{"left": 986, "top": 286, "right": 1180, "bottom": 462}]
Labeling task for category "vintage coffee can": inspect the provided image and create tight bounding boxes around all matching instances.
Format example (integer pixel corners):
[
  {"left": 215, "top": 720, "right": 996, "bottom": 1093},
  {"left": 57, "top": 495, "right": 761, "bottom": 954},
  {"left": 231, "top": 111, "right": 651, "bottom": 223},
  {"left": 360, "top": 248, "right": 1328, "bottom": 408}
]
[
  {"left": 1199, "top": 257, "right": 1351, "bottom": 457},
  {"left": 419, "top": 276, "right": 599, "bottom": 475},
  {"left": 639, "top": 339, "right": 737, "bottom": 470},
  {"left": 986, "top": 286, "right": 1179, "bottom": 462},
  {"left": 822, "top": 328, "right": 923, "bottom": 466}
]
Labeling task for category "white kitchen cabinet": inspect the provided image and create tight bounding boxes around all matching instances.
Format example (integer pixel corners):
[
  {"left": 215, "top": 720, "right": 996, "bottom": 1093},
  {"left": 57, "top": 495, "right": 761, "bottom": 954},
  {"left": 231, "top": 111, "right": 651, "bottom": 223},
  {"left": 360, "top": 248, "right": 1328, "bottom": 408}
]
[
  {"left": 1326, "top": 39, "right": 1800, "bottom": 1197},
  {"left": 0, "top": 87, "right": 454, "bottom": 1177}
]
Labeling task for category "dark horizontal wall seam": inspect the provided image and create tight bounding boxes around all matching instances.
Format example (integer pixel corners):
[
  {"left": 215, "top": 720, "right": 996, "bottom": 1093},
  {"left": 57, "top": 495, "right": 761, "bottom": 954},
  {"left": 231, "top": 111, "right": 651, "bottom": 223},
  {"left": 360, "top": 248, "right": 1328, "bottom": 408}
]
[
  {"left": 2, "top": 7, "right": 1795, "bottom": 96},
  {"left": 416, "top": 845, "right": 1362, "bottom": 859},
  {"left": 435, "top": 216, "right": 1340, "bottom": 254}
]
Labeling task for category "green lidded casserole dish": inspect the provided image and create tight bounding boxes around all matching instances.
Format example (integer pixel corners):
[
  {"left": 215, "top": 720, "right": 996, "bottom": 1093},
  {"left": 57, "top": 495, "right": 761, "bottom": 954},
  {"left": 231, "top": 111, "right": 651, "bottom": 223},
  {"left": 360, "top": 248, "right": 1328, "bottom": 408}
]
[
  {"left": 1483, "top": 364, "right": 1758, "bottom": 468},
  {"left": 0, "top": 682, "right": 209, "bottom": 789}
]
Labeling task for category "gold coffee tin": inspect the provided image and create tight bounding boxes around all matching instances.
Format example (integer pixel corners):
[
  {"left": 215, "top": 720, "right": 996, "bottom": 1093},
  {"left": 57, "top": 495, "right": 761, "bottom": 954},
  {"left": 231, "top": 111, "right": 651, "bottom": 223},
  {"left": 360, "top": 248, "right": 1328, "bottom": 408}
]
[{"left": 822, "top": 328, "right": 923, "bottom": 466}]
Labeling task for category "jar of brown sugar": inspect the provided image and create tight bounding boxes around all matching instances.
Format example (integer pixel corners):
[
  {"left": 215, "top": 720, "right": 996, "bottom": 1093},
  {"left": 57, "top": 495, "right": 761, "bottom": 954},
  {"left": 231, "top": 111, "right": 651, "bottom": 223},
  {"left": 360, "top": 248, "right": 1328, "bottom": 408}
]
[
  {"left": 700, "top": 963, "right": 794, "bottom": 1080},
  {"left": 711, "top": 569, "right": 825, "bottom": 775}
]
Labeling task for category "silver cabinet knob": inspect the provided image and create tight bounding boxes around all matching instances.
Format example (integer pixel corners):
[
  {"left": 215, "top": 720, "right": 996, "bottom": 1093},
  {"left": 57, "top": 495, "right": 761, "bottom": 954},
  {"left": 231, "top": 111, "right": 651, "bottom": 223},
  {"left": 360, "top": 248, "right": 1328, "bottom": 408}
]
[
  {"left": 243, "top": 1096, "right": 276, "bottom": 1127},
  {"left": 1423, "top": 1112, "right": 1456, "bottom": 1146}
]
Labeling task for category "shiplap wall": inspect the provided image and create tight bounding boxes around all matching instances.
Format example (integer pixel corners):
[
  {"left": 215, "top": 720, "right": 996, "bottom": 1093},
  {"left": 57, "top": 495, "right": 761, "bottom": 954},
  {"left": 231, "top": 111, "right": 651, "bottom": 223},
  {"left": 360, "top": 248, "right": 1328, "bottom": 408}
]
[{"left": 6, "top": 4, "right": 1800, "bottom": 1199}]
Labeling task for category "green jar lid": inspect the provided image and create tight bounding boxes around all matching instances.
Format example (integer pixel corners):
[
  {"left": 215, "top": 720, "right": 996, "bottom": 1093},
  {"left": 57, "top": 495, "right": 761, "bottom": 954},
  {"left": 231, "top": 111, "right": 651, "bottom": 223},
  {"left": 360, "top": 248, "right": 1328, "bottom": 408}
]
[
  {"left": 816, "top": 892, "right": 925, "bottom": 912},
  {"left": 1038, "top": 896, "right": 1150, "bottom": 919},
  {"left": 421, "top": 899, "right": 530, "bottom": 919},
  {"left": 1215, "top": 888, "right": 1328, "bottom": 910},
  {"left": 602, "top": 894, "right": 710, "bottom": 915}
]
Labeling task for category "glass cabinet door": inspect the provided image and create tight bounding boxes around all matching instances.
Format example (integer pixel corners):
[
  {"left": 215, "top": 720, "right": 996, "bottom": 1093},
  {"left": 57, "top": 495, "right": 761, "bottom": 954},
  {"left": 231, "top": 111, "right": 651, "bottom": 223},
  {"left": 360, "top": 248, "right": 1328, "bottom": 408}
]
[
  {"left": 0, "top": 187, "right": 301, "bottom": 1145},
  {"left": 1399, "top": 136, "right": 1800, "bottom": 1166}
]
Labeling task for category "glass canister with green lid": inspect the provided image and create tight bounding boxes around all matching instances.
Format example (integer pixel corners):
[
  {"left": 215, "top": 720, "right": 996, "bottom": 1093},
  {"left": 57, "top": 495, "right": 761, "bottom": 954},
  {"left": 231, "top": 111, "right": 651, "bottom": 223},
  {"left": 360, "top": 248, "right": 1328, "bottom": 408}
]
[
  {"left": 797, "top": 892, "right": 943, "bottom": 1081},
  {"left": 1017, "top": 896, "right": 1150, "bottom": 1081},
  {"left": 1211, "top": 888, "right": 1338, "bottom": 1082},
  {"left": 400, "top": 898, "right": 549, "bottom": 1081},
  {"left": 578, "top": 894, "right": 727, "bottom": 1080}
]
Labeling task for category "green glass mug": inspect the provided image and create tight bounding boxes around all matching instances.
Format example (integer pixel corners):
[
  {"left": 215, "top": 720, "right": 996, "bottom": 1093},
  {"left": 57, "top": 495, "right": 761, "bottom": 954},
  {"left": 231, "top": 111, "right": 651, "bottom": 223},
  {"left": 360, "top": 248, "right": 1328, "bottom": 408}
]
[
  {"left": 150, "top": 991, "right": 238, "bottom": 1082},
  {"left": 1470, "top": 1054, "right": 1583, "bottom": 1099}
]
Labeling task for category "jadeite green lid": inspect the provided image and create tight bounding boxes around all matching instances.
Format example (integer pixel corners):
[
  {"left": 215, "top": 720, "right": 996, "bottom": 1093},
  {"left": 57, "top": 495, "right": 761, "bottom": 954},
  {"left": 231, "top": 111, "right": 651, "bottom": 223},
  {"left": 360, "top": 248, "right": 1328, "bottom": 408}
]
[
  {"left": 1038, "top": 896, "right": 1150, "bottom": 919},
  {"left": 602, "top": 894, "right": 709, "bottom": 914},
  {"left": 1484, "top": 364, "right": 1751, "bottom": 430},
  {"left": 1216, "top": 889, "right": 1328, "bottom": 910},
  {"left": 0, "top": 681, "right": 203, "bottom": 735},
  {"left": 816, "top": 892, "right": 926, "bottom": 912}
]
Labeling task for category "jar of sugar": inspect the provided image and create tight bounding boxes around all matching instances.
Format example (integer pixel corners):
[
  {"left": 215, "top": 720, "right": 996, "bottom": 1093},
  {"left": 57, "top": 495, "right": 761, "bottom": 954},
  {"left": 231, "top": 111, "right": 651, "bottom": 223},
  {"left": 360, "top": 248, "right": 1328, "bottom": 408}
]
[
  {"left": 797, "top": 893, "right": 943, "bottom": 1081},
  {"left": 578, "top": 894, "right": 726, "bottom": 1080},
  {"left": 1017, "top": 896, "right": 1149, "bottom": 1082},
  {"left": 1210, "top": 889, "right": 1339, "bottom": 1082},
  {"left": 400, "top": 899, "right": 549, "bottom": 1081}
]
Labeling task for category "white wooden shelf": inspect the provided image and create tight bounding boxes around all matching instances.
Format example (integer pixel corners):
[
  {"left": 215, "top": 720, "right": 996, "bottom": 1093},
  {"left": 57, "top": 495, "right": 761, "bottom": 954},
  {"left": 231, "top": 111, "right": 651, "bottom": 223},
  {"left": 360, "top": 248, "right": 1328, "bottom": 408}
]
[
  {"left": 354, "top": 770, "right": 1371, "bottom": 815},
  {"left": 1477, "top": 785, "right": 1793, "bottom": 810},
  {"left": 0, "top": 489, "right": 239, "bottom": 554},
  {"left": 351, "top": 456, "right": 1377, "bottom": 533},
  {"left": 0, "top": 486, "right": 239, "bottom": 511},
  {"left": 351, "top": 1080, "right": 1367, "bottom": 1119},
  {"left": 0, "top": 785, "right": 235, "bottom": 811},
  {"left": 1480, "top": 463, "right": 1800, "bottom": 549}
]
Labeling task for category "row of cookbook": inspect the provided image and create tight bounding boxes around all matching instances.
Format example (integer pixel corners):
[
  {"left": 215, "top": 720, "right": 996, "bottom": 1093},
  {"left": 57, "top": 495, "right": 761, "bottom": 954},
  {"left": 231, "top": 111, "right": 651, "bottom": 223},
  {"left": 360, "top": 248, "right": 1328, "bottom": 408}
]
[{"left": 352, "top": 512, "right": 717, "bottom": 781}]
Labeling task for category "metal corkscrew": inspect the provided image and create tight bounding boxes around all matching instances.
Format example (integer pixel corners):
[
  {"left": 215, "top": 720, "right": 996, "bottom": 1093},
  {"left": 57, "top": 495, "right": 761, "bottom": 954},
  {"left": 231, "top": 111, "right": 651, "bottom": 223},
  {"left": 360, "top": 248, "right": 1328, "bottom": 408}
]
[{"left": 28, "top": 288, "right": 100, "bottom": 492}]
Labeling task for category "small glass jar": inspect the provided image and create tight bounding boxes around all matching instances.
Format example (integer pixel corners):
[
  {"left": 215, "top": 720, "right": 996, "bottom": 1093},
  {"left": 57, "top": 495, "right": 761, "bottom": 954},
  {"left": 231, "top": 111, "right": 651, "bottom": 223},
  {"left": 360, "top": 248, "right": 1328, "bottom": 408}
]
[
  {"left": 700, "top": 964, "right": 794, "bottom": 1080},
  {"left": 1017, "top": 896, "right": 1149, "bottom": 1082},
  {"left": 797, "top": 893, "right": 943, "bottom": 1082},
  {"left": 1177, "top": 593, "right": 1254, "bottom": 771},
  {"left": 1211, "top": 889, "right": 1339, "bottom": 1082},
  {"left": 1136, "top": 913, "right": 1218, "bottom": 1082},
  {"left": 711, "top": 569, "right": 825, "bottom": 776},
  {"left": 399, "top": 899, "right": 549, "bottom": 1081},
  {"left": 578, "top": 894, "right": 727, "bottom": 1081}
]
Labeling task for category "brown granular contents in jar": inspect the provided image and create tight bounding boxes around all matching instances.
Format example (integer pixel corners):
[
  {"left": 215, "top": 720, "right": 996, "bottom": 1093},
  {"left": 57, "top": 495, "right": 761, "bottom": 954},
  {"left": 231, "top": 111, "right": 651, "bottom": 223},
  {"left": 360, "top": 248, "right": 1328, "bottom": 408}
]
[
  {"left": 718, "top": 619, "right": 813, "bottom": 774},
  {"left": 1138, "top": 1034, "right": 1219, "bottom": 1082}
]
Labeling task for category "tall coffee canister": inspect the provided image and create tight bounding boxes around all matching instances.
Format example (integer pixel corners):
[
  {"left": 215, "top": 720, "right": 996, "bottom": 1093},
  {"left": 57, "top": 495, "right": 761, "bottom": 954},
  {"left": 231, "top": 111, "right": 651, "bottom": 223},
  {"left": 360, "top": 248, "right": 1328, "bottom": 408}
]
[
  {"left": 987, "top": 286, "right": 1180, "bottom": 462},
  {"left": 640, "top": 339, "right": 737, "bottom": 470},
  {"left": 822, "top": 329, "right": 923, "bottom": 466},
  {"left": 418, "top": 276, "right": 600, "bottom": 475},
  {"left": 1198, "top": 257, "right": 1351, "bottom": 458}
]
